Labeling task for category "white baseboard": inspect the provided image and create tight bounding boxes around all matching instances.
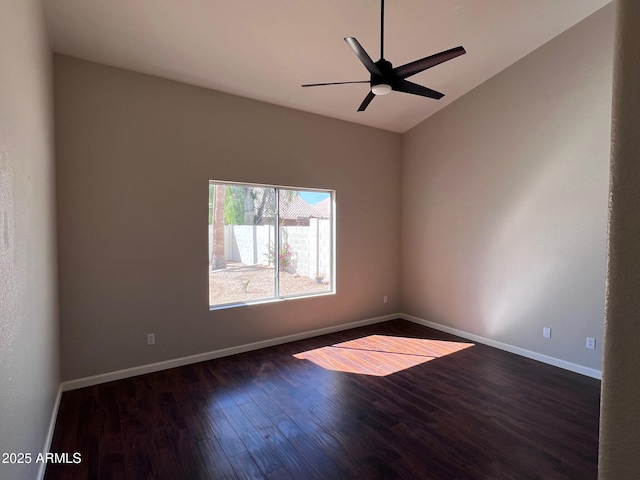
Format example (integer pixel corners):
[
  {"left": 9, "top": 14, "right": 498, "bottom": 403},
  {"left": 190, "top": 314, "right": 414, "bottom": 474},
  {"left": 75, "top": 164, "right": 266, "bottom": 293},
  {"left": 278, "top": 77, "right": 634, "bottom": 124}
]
[
  {"left": 61, "top": 313, "right": 397, "bottom": 391},
  {"left": 61, "top": 311, "right": 601, "bottom": 392},
  {"left": 37, "top": 384, "right": 63, "bottom": 480},
  {"left": 400, "top": 313, "right": 602, "bottom": 379}
]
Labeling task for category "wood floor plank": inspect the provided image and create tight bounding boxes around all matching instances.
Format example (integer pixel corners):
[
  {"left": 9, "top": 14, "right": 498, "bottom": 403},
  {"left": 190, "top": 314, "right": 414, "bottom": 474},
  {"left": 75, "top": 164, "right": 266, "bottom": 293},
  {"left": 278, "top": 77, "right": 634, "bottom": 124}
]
[
  {"left": 246, "top": 390, "right": 284, "bottom": 419},
  {"left": 264, "top": 466, "right": 294, "bottom": 480},
  {"left": 44, "top": 388, "right": 82, "bottom": 480},
  {"left": 45, "top": 319, "right": 600, "bottom": 479},
  {"left": 71, "top": 386, "right": 100, "bottom": 480},
  {"left": 271, "top": 413, "right": 345, "bottom": 479},
  {"left": 239, "top": 400, "right": 322, "bottom": 480},
  {"left": 222, "top": 403, "right": 283, "bottom": 475},
  {"left": 227, "top": 450, "right": 264, "bottom": 480},
  {"left": 98, "top": 383, "right": 127, "bottom": 480},
  {"left": 202, "top": 404, "right": 247, "bottom": 459},
  {"left": 188, "top": 436, "right": 238, "bottom": 480}
]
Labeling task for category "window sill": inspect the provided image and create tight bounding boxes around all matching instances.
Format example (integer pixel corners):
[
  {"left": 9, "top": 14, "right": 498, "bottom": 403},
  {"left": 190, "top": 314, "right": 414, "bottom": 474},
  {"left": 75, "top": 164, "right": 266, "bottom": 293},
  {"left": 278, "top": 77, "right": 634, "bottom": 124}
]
[{"left": 209, "top": 290, "right": 336, "bottom": 311}]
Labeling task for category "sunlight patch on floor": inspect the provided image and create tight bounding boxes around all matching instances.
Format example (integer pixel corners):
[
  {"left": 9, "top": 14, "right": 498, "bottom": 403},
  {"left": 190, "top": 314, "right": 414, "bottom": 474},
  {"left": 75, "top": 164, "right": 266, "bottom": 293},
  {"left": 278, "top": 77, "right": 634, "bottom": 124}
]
[{"left": 293, "top": 335, "right": 474, "bottom": 376}]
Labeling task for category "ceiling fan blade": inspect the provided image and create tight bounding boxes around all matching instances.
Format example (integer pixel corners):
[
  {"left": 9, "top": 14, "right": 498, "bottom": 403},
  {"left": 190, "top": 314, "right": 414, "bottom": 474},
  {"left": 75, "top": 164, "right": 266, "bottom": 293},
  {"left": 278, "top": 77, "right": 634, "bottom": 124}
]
[
  {"left": 357, "top": 91, "right": 376, "bottom": 112},
  {"left": 393, "top": 46, "right": 466, "bottom": 79},
  {"left": 302, "top": 81, "right": 369, "bottom": 87},
  {"left": 394, "top": 80, "right": 444, "bottom": 99},
  {"left": 345, "top": 37, "right": 382, "bottom": 76}
]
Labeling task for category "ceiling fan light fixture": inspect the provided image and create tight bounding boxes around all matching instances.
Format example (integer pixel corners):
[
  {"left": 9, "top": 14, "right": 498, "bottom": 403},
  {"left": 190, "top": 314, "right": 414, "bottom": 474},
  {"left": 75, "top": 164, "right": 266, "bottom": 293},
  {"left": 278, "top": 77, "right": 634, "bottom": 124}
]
[{"left": 371, "top": 83, "right": 392, "bottom": 95}]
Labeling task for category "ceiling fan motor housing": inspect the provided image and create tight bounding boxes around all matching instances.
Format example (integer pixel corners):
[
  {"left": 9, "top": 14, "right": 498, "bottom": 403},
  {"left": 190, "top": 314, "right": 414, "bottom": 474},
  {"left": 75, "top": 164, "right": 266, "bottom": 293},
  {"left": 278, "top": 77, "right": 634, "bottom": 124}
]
[{"left": 372, "top": 59, "right": 394, "bottom": 91}]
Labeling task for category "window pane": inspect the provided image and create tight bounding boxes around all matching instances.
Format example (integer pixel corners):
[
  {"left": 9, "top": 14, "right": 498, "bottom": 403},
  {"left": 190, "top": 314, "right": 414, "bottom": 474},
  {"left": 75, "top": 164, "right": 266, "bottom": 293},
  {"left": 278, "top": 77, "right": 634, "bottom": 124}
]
[
  {"left": 278, "top": 189, "right": 332, "bottom": 297},
  {"left": 209, "top": 183, "right": 276, "bottom": 306}
]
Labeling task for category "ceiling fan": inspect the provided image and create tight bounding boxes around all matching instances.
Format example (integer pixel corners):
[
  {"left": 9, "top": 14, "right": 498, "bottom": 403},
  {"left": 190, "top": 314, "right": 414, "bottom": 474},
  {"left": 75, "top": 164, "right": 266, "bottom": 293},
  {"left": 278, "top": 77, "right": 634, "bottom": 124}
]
[{"left": 302, "top": 0, "right": 466, "bottom": 112}]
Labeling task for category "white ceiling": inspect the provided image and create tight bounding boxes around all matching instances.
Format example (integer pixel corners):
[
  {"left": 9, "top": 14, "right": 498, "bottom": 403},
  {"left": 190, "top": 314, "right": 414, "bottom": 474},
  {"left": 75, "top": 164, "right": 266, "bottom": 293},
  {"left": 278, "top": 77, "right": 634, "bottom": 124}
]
[{"left": 43, "top": 0, "right": 611, "bottom": 133}]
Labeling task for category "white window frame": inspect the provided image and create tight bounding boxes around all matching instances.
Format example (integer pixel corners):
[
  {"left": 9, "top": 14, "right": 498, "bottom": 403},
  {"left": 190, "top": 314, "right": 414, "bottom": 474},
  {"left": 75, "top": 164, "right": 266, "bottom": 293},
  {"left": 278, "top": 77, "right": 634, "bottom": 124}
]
[{"left": 209, "top": 180, "right": 336, "bottom": 310}]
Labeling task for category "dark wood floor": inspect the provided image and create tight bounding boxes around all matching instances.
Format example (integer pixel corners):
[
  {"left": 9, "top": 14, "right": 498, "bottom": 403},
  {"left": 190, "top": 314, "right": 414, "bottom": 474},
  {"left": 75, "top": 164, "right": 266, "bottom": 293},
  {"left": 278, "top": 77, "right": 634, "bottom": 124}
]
[{"left": 45, "top": 319, "right": 601, "bottom": 480}]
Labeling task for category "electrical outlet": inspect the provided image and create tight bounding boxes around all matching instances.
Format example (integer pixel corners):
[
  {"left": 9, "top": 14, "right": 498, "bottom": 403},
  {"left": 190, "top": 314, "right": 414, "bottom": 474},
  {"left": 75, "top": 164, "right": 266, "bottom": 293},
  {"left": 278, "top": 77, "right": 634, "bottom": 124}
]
[
  {"left": 586, "top": 337, "right": 596, "bottom": 350},
  {"left": 147, "top": 333, "right": 155, "bottom": 346},
  {"left": 543, "top": 327, "right": 551, "bottom": 339},
  {"left": 383, "top": 296, "right": 388, "bottom": 304}
]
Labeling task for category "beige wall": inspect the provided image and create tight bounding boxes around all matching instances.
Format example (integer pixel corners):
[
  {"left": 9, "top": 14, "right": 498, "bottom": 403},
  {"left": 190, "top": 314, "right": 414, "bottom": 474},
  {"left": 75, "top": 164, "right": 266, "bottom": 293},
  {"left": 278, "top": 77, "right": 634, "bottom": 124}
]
[
  {"left": 54, "top": 56, "right": 402, "bottom": 381},
  {"left": 53, "top": 5, "right": 615, "bottom": 384},
  {"left": 0, "top": 1, "right": 59, "bottom": 479},
  {"left": 599, "top": 0, "right": 640, "bottom": 477},
  {"left": 401, "top": 5, "right": 613, "bottom": 371}
]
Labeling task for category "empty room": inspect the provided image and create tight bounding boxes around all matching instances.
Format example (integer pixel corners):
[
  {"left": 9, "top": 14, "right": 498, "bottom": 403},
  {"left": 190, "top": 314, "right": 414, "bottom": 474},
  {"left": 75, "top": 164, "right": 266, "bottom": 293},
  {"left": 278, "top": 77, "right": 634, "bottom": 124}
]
[{"left": 3, "top": 0, "right": 640, "bottom": 479}]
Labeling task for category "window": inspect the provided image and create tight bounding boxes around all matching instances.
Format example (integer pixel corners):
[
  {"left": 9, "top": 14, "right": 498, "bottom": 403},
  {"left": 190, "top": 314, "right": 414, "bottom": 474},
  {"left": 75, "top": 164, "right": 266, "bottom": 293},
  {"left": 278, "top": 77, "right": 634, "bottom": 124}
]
[{"left": 208, "top": 181, "right": 335, "bottom": 308}]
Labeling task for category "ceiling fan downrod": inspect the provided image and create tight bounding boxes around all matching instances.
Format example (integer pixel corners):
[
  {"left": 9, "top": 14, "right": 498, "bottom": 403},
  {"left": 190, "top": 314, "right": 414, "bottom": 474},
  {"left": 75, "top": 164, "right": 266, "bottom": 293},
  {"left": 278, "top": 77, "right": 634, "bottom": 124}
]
[{"left": 380, "top": 0, "right": 385, "bottom": 59}]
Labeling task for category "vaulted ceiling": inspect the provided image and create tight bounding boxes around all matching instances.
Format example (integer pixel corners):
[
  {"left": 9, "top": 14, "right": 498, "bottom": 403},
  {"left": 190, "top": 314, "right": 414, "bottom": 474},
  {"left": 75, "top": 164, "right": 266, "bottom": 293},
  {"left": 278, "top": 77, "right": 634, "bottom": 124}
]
[{"left": 43, "top": 0, "right": 611, "bottom": 133}]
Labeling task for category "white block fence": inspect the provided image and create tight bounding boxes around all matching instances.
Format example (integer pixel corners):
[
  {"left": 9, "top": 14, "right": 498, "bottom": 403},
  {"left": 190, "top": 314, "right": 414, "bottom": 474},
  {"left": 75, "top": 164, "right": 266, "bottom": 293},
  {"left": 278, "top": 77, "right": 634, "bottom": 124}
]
[{"left": 209, "top": 219, "right": 331, "bottom": 280}]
